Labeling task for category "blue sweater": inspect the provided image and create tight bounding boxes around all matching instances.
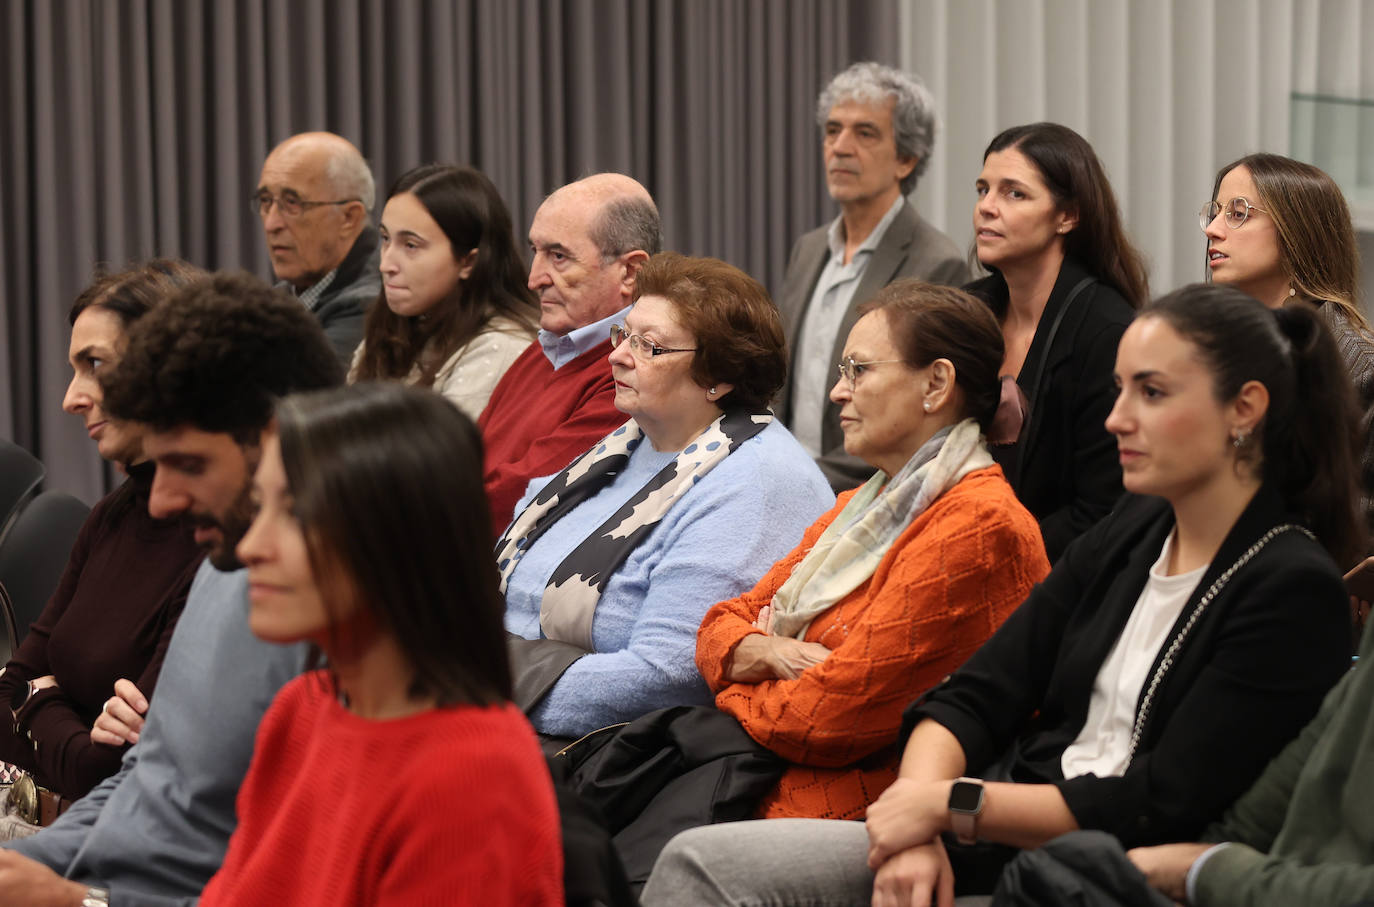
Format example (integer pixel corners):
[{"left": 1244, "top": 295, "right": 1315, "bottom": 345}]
[{"left": 505, "top": 419, "right": 834, "bottom": 737}]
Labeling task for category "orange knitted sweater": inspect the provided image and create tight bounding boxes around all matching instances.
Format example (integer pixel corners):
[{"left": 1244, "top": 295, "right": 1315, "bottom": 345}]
[{"left": 696, "top": 465, "right": 1049, "bottom": 820}]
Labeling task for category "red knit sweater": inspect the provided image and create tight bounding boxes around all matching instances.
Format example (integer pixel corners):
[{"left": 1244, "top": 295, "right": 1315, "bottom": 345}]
[
  {"left": 478, "top": 340, "right": 623, "bottom": 536},
  {"left": 198, "top": 673, "right": 563, "bottom": 907},
  {"left": 696, "top": 466, "right": 1049, "bottom": 820}
]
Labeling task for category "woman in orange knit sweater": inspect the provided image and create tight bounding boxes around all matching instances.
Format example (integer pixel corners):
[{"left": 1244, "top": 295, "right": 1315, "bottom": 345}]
[{"left": 695, "top": 280, "right": 1049, "bottom": 821}]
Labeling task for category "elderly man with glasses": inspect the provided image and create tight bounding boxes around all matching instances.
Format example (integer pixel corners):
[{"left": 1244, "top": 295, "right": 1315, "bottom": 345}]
[{"left": 253, "top": 131, "right": 380, "bottom": 366}]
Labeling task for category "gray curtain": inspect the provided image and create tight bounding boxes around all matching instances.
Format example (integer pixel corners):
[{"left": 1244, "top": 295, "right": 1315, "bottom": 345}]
[{"left": 1, "top": 0, "right": 897, "bottom": 504}]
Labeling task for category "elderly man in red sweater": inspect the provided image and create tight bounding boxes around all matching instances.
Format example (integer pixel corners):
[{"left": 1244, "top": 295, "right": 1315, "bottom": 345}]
[{"left": 478, "top": 173, "right": 662, "bottom": 535}]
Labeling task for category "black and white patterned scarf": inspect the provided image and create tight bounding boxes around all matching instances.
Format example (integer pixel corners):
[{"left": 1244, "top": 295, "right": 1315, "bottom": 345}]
[{"left": 496, "top": 408, "right": 772, "bottom": 649}]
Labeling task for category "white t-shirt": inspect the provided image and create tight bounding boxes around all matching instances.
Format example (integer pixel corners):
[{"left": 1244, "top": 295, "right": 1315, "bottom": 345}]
[{"left": 1060, "top": 531, "right": 1207, "bottom": 778}]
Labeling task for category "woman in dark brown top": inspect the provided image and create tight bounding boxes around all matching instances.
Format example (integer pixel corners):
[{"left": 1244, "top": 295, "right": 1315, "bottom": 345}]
[{"left": 0, "top": 261, "right": 205, "bottom": 801}]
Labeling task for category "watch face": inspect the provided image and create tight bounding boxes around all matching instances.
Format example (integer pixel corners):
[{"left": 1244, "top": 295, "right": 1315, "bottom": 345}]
[{"left": 949, "top": 779, "right": 984, "bottom": 812}]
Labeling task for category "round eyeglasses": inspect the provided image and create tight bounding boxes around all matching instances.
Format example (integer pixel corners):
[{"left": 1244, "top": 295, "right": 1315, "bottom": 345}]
[
  {"left": 251, "top": 191, "right": 359, "bottom": 219},
  {"left": 836, "top": 355, "right": 903, "bottom": 390},
  {"left": 1199, "top": 196, "right": 1268, "bottom": 230},
  {"left": 609, "top": 325, "right": 697, "bottom": 360}
]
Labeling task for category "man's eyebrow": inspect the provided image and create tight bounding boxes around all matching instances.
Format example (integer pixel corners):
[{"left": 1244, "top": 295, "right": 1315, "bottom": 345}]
[{"left": 535, "top": 240, "right": 575, "bottom": 257}]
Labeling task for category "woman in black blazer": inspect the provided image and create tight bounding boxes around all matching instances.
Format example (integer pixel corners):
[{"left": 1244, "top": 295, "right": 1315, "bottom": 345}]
[
  {"left": 640, "top": 285, "right": 1363, "bottom": 907},
  {"left": 965, "top": 123, "right": 1148, "bottom": 561}
]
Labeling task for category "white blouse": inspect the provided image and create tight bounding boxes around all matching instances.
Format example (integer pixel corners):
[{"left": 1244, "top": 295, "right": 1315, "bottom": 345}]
[{"left": 1060, "top": 530, "right": 1207, "bottom": 778}]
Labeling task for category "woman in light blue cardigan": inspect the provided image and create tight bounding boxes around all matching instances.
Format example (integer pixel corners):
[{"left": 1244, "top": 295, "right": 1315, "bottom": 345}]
[{"left": 497, "top": 253, "right": 833, "bottom": 739}]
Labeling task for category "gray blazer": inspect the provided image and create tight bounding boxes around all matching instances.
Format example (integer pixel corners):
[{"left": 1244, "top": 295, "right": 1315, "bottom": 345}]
[
  {"left": 775, "top": 199, "right": 969, "bottom": 490},
  {"left": 282, "top": 226, "right": 381, "bottom": 370}
]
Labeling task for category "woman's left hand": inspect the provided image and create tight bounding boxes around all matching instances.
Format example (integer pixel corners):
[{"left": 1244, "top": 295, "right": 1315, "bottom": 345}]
[{"left": 865, "top": 777, "right": 951, "bottom": 868}]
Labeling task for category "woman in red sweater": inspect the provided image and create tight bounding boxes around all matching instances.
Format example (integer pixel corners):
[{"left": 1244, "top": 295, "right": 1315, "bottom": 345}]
[
  {"left": 694, "top": 280, "right": 1049, "bottom": 822},
  {"left": 198, "top": 383, "right": 561, "bottom": 907}
]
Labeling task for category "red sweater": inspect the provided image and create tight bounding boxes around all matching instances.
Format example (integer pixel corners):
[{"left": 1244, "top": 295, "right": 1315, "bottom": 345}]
[
  {"left": 696, "top": 467, "right": 1049, "bottom": 820},
  {"left": 477, "top": 340, "right": 623, "bottom": 536},
  {"left": 199, "top": 673, "right": 563, "bottom": 907}
]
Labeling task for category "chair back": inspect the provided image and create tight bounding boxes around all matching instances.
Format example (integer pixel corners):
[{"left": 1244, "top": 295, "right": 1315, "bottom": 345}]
[
  {"left": 0, "top": 582, "right": 19, "bottom": 666},
  {"left": 0, "top": 441, "right": 44, "bottom": 537},
  {"left": 0, "top": 492, "right": 91, "bottom": 644}
]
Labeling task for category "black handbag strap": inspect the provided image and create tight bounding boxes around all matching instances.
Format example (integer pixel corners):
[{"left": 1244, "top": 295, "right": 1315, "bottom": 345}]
[{"left": 1014, "top": 276, "right": 1095, "bottom": 480}]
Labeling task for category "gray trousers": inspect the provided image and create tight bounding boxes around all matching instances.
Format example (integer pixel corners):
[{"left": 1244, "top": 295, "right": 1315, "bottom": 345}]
[{"left": 640, "top": 818, "right": 995, "bottom": 907}]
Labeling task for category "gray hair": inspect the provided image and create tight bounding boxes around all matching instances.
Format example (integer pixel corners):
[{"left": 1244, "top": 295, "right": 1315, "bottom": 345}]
[
  {"left": 324, "top": 149, "right": 377, "bottom": 213},
  {"left": 590, "top": 196, "right": 663, "bottom": 262},
  {"left": 816, "top": 62, "right": 937, "bottom": 195}
]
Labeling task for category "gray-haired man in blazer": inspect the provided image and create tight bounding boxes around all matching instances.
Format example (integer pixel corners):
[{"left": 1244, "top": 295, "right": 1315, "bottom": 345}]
[{"left": 777, "top": 62, "right": 969, "bottom": 491}]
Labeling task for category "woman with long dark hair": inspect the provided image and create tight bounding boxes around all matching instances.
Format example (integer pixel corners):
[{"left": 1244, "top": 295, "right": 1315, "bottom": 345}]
[
  {"left": 0, "top": 261, "right": 205, "bottom": 816},
  {"left": 197, "top": 383, "right": 561, "bottom": 905},
  {"left": 350, "top": 163, "right": 537, "bottom": 418},
  {"left": 968, "top": 122, "right": 1149, "bottom": 560},
  {"left": 643, "top": 284, "right": 1359, "bottom": 905}
]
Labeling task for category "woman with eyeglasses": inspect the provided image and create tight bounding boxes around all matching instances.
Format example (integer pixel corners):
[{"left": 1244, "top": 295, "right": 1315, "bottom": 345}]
[
  {"left": 966, "top": 122, "right": 1149, "bottom": 562},
  {"left": 349, "top": 164, "right": 537, "bottom": 419},
  {"left": 498, "top": 252, "right": 833, "bottom": 741},
  {"left": 197, "top": 383, "right": 561, "bottom": 905},
  {"left": 1203, "top": 153, "right": 1374, "bottom": 548},
  {"left": 643, "top": 284, "right": 1359, "bottom": 906},
  {"left": 687, "top": 280, "right": 1048, "bottom": 825}
]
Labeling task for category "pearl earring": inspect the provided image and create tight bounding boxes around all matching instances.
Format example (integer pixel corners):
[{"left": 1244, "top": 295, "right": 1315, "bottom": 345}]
[
  {"left": 708, "top": 387, "right": 717, "bottom": 397},
  {"left": 923, "top": 402, "right": 932, "bottom": 412}
]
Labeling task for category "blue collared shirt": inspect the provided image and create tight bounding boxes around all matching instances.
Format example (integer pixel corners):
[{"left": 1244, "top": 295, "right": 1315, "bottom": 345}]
[{"left": 538, "top": 305, "right": 632, "bottom": 370}]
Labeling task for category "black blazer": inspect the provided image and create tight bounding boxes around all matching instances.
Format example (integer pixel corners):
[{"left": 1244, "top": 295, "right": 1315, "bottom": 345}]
[
  {"left": 965, "top": 257, "right": 1132, "bottom": 561},
  {"left": 903, "top": 489, "right": 1351, "bottom": 848}
]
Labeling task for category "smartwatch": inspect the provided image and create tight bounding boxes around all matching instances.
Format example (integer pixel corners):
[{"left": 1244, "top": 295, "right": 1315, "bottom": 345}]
[{"left": 948, "top": 777, "right": 985, "bottom": 845}]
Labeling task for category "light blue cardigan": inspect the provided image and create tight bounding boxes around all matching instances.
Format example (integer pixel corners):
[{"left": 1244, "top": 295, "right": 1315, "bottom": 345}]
[{"left": 504, "top": 419, "right": 834, "bottom": 737}]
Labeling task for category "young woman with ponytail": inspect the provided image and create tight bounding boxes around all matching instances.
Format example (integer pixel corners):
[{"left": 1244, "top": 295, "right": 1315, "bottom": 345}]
[{"left": 642, "top": 283, "right": 1360, "bottom": 906}]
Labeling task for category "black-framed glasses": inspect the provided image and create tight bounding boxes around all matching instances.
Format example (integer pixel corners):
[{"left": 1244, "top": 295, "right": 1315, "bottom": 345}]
[
  {"left": 1199, "top": 196, "right": 1268, "bottom": 230},
  {"left": 837, "top": 355, "right": 903, "bottom": 389},
  {"left": 609, "top": 324, "right": 697, "bottom": 360},
  {"left": 251, "top": 191, "right": 359, "bottom": 219}
]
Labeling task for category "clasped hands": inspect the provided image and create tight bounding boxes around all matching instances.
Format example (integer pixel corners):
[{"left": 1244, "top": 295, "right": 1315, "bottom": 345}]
[
  {"left": 722, "top": 605, "right": 831, "bottom": 683},
  {"left": 864, "top": 778, "right": 957, "bottom": 907}
]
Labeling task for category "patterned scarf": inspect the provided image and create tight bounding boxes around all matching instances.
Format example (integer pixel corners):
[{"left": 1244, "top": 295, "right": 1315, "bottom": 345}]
[
  {"left": 496, "top": 408, "right": 772, "bottom": 649},
  {"left": 769, "top": 418, "right": 993, "bottom": 639}
]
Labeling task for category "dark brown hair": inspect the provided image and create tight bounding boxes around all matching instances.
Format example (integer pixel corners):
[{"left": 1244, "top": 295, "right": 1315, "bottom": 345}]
[
  {"left": 354, "top": 164, "right": 537, "bottom": 386},
  {"left": 860, "top": 280, "right": 1005, "bottom": 432},
  {"left": 984, "top": 122, "right": 1148, "bottom": 309},
  {"left": 1144, "top": 283, "right": 1364, "bottom": 566},
  {"left": 275, "top": 383, "right": 510, "bottom": 704},
  {"left": 1210, "top": 153, "right": 1368, "bottom": 332},
  {"left": 633, "top": 252, "right": 786, "bottom": 411},
  {"left": 69, "top": 259, "right": 206, "bottom": 327}
]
